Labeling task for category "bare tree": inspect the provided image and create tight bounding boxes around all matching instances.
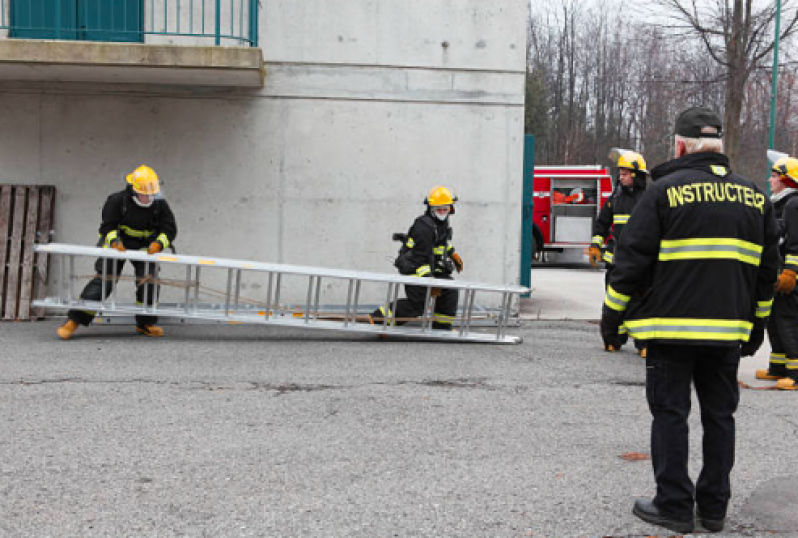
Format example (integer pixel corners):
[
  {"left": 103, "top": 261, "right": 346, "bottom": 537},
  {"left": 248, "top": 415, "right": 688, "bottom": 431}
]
[{"left": 652, "top": 0, "right": 798, "bottom": 164}]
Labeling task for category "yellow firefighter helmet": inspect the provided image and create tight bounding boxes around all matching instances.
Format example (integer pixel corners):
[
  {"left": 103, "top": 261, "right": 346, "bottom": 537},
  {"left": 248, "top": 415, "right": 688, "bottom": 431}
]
[
  {"left": 609, "top": 148, "right": 648, "bottom": 173},
  {"left": 126, "top": 165, "right": 160, "bottom": 195},
  {"left": 772, "top": 156, "right": 798, "bottom": 182},
  {"left": 425, "top": 186, "right": 457, "bottom": 207}
]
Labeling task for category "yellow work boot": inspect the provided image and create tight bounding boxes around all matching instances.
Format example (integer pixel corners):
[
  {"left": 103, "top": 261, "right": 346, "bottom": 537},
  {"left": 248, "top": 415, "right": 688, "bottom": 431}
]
[
  {"left": 638, "top": 348, "right": 647, "bottom": 359},
  {"left": 755, "top": 369, "right": 785, "bottom": 381},
  {"left": 775, "top": 377, "right": 798, "bottom": 390},
  {"left": 56, "top": 319, "right": 79, "bottom": 340},
  {"left": 137, "top": 324, "right": 165, "bottom": 337}
]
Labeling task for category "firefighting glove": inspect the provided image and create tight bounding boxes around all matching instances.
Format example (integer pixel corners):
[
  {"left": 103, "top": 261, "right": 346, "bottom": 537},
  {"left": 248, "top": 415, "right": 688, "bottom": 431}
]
[
  {"left": 600, "top": 304, "right": 624, "bottom": 352},
  {"left": 741, "top": 318, "right": 766, "bottom": 357},
  {"left": 147, "top": 241, "right": 163, "bottom": 255},
  {"left": 775, "top": 269, "right": 797, "bottom": 294},
  {"left": 110, "top": 240, "right": 126, "bottom": 252},
  {"left": 588, "top": 247, "right": 602, "bottom": 268},
  {"left": 430, "top": 287, "right": 442, "bottom": 298},
  {"left": 451, "top": 252, "right": 464, "bottom": 273}
]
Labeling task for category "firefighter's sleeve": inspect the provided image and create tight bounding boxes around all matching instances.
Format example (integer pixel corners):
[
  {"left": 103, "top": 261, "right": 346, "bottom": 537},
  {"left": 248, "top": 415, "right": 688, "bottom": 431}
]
[
  {"left": 755, "top": 199, "right": 782, "bottom": 319},
  {"left": 781, "top": 198, "right": 798, "bottom": 274},
  {"left": 591, "top": 200, "right": 613, "bottom": 248},
  {"left": 154, "top": 201, "right": 178, "bottom": 250},
  {"left": 98, "top": 195, "right": 124, "bottom": 247},
  {"left": 408, "top": 224, "right": 434, "bottom": 277},
  {"left": 604, "top": 187, "right": 662, "bottom": 314}
]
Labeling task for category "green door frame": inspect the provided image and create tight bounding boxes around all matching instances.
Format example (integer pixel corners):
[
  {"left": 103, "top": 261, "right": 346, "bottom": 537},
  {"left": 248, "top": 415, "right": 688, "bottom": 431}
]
[{"left": 519, "top": 134, "right": 535, "bottom": 296}]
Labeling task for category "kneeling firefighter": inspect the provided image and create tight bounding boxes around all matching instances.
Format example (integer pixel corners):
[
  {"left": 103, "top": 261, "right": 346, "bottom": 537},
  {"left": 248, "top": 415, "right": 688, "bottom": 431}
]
[
  {"left": 57, "top": 165, "right": 178, "bottom": 340},
  {"left": 590, "top": 148, "right": 649, "bottom": 355},
  {"left": 370, "top": 186, "right": 464, "bottom": 329}
]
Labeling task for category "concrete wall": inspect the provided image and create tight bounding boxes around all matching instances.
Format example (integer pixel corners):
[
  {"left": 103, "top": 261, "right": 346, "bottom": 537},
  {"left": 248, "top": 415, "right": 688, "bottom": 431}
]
[{"left": 0, "top": 0, "right": 527, "bottom": 306}]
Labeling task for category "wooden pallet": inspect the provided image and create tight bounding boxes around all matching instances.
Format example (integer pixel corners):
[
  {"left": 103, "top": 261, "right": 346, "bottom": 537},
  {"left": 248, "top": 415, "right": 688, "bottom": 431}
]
[{"left": 0, "top": 185, "right": 56, "bottom": 321}]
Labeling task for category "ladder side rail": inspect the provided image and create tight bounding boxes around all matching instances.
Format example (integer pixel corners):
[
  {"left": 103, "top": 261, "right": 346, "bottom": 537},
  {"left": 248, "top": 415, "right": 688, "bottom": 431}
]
[{"left": 35, "top": 245, "right": 528, "bottom": 296}]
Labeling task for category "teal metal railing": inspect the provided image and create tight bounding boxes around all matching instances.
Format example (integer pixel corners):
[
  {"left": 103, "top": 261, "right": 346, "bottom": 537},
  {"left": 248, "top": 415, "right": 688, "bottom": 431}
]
[{"left": 1, "top": 0, "right": 259, "bottom": 47}]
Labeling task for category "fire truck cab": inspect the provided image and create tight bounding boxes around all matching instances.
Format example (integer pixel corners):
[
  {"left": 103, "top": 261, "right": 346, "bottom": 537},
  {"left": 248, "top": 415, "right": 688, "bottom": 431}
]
[{"left": 532, "top": 166, "right": 614, "bottom": 262}]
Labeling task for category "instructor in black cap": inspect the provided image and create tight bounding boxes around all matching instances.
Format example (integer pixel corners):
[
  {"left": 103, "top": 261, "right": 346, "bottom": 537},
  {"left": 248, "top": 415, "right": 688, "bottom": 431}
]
[{"left": 600, "top": 107, "right": 779, "bottom": 533}]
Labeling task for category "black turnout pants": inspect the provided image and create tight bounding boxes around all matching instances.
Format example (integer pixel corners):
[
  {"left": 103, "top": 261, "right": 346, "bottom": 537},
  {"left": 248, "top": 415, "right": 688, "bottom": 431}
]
[
  {"left": 646, "top": 343, "right": 740, "bottom": 521},
  {"left": 766, "top": 291, "right": 798, "bottom": 377},
  {"left": 372, "top": 276, "right": 458, "bottom": 329},
  {"left": 68, "top": 257, "right": 160, "bottom": 327}
]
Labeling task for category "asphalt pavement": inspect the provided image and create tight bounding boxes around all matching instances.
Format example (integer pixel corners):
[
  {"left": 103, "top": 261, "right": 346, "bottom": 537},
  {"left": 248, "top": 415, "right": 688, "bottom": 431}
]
[{"left": 0, "top": 266, "right": 795, "bottom": 538}]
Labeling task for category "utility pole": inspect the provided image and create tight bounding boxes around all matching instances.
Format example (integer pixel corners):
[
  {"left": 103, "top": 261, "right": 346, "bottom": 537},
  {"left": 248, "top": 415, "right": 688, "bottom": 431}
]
[{"left": 767, "top": 0, "right": 783, "bottom": 195}]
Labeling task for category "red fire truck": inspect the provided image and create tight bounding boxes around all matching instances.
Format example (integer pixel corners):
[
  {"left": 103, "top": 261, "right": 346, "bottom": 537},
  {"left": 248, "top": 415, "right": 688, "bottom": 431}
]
[{"left": 532, "top": 166, "right": 614, "bottom": 261}]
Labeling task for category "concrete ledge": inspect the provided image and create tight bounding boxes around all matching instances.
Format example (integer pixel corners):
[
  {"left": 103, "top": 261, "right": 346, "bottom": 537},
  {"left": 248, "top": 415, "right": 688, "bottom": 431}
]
[{"left": 0, "top": 39, "right": 264, "bottom": 87}]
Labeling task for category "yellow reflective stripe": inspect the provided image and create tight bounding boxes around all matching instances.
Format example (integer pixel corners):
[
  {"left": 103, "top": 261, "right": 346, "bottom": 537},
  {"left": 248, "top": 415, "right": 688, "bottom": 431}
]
[
  {"left": 787, "top": 359, "right": 798, "bottom": 371},
  {"left": 416, "top": 265, "right": 431, "bottom": 276},
  {"left": 604, "top": 285, "right": 630, "bottom": 312},
  {"left": 756, "top": 299, "right": 773, "bottom": 318},
  {"left": 710, "top": 165, "right": 728, "bottom": 177},
  {"left": 433, "top": 313, "right": 454, "bottom": 325},
  {"left": 770, "top": 353, "right": 786, "bottom": 364},
  {"left": 378, "top": 307, "right": 396, "bottom": 326},
  {"left": 613, "top": 214, "right": 630, "bottom": 224},
  {"left": 619, "top": 323, "right": 628, "bottom": 335},
  {"left": 624, "top": 318, "right": 752, "bottom": 341},
  {"left": 104, "top": 230, "right": 118, "bottom": 247},
  {"left": 156, "top": 233, "right": 170, "bottom": 249},
  {"left": 446, "top": 244, "right": 454, "bottom": 252},
  {"left": 591, "top": 235, "right": 604, "bottom": 245},
  {"left": 433, "top": 246, "right": 446, "bottom": 255},
  {"left": 785, "top": 255, "right": 798, "bottom": 271},
  {"left": 603, "top": 251, "right": 614, "bottom": 263},
  {"left": 406, "top": 238, "right": 415, "bottom": 248},
  {"left": 658, "top": 238, "right": 762, "bottom": 266},
  {"left": 120, "top": 225, "right": 154, "bottom": 238}
]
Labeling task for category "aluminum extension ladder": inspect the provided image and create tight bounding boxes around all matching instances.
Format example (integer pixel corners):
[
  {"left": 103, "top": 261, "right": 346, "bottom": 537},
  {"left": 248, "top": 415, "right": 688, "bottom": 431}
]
[{"left": 33, "top": 243, "right": 528, "bottom": 344}]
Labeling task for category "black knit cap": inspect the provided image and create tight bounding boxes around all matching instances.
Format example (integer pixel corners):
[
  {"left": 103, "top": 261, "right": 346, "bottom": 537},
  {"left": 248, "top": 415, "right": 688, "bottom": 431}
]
[{"left": 675, "top": 107, "right": 723, "bottom": 138}]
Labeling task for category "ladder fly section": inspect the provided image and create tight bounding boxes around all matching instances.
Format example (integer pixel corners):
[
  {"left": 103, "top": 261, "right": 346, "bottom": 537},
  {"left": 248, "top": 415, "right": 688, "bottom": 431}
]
[{"left": 33, "top": 244, "right": 528, "bottom": 344}]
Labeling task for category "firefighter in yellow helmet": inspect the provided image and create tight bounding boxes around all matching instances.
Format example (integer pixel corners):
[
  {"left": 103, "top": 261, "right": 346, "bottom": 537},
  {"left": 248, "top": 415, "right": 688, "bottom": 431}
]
[
  {"left": 57, "top": 165, "right": 178, "bottom": 340},
  {"left": 370, "top": 186, "right": 464, "bottom": 329},
  {"left": 759, "top": 152, "right": 798, "bottom": 390},
  {"left": 590, "top": 149, "right": 649, "bottom": 355}
]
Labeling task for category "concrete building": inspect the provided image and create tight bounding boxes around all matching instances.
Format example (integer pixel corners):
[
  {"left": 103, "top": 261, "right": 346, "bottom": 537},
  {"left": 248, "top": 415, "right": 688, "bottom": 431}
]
[{"left": 0, "top": 0, "right": 527, "bottom": 308}]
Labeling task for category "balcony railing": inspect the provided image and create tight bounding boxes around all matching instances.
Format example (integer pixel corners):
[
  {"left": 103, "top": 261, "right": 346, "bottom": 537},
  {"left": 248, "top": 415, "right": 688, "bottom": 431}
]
[{"left": 0, "top": 0, "right": 259, "bottom": 47}]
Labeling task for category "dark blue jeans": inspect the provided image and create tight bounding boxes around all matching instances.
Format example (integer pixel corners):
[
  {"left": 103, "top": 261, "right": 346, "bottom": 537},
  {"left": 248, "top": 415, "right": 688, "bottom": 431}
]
[{"left": 646, "top": 343, "right": 740, "bottom": 520}]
